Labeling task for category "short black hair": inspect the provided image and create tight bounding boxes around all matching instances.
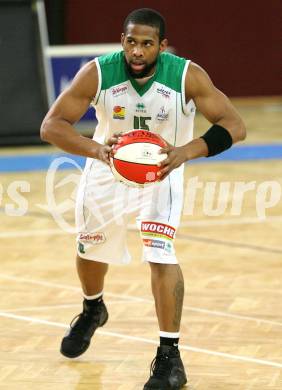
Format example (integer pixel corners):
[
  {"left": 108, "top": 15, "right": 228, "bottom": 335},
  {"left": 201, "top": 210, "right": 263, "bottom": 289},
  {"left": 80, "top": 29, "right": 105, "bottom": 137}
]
[{"left": 123, "top": 8, "right": 166, "bottom": 41}]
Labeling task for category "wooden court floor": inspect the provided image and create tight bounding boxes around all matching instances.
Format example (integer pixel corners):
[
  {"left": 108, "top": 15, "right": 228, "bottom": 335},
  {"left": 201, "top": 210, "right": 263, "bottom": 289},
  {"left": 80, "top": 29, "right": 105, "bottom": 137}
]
[{"left": 0, "top": 97, "right": 282, "bottom": 389}]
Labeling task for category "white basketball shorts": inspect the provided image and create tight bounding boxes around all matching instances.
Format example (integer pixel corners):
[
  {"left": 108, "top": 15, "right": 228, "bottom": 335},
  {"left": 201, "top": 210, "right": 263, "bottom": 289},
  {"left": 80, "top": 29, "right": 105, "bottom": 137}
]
[{"left": 75, "top": 158, "right": 184, "bottom": 265}]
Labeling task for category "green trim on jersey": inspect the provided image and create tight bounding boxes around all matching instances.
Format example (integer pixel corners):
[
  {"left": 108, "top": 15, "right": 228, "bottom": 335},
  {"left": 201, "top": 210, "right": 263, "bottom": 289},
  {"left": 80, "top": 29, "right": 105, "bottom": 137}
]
[
  {"left": 98, "top": 51, "right": 128, "bottom": 90},
  {"left": 98, "top": 51, "right": 187, "bottom": 96},
  {"left": 154, "top": 52, "right": 186, "bottom": 93},
  {"left": 129, "top": 67, "right": 158, "bottom": 95}
]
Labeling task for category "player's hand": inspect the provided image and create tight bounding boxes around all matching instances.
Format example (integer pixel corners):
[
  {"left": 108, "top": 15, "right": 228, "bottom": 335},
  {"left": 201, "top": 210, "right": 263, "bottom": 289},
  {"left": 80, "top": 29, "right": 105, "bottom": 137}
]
[
  {"left": 107, "top": 132, "right": 123, "bottom": 148},
  {"left": 97, "top": 132, "right": 122, "bottom": 165},
  {"left": 157, "top": 142, "right": 188, "bottom": 180}
]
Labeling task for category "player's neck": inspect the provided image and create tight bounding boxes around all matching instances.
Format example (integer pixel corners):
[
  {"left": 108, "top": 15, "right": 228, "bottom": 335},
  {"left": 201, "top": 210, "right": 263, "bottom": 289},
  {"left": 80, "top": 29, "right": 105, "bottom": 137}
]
[{"left": 134, "top": 72, "right": 155, "bottom": 85}]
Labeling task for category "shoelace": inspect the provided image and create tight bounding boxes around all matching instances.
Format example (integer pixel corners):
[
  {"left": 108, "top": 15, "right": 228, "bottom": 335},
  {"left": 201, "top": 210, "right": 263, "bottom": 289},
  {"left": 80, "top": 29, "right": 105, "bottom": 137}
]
[
  {"left": 150, "top": 353, "right": 171, "bottom": 378},
  {"left": 68, "top": 307, "right": 102, "bottom": 338}
]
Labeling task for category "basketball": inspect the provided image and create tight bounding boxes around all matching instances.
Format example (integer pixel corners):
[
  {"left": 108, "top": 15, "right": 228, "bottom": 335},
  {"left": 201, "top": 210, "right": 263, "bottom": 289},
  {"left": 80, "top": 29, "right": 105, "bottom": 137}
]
[{"left": 110, "top": 130, "right": 167, "bottom": 187}]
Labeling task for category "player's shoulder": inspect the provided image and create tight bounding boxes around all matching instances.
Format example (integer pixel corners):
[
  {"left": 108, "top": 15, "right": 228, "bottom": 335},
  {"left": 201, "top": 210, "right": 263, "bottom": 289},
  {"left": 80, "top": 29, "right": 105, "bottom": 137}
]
[
  {"left": 186, "top": 61, "right": 212, "bottom": 87},
  {"left": 68, "top": 59, "right": 97, "bottom": 87},
  {"left": 156, "top": 52, "right": 188, "bottom": 92},
  {"left": 188, "top": 61, "right": 208, "bottom": 77},
  {"left": 185, "top": 61, "right": 215, "bottom": 100},
  {"left": 97, "top": 51, "right": 127, "bottom": 90},
  {"left": 72, "top": 59, "right": 98, "bottom": 86},
  {"left": 66, "top": 59, "right": 99, "bottom": 99},
  {"left": 98, "top": 50, "right": 124, "bottom": 67},
  {"left": 159, "top": 51, "right": 188, "bottom": 68}
]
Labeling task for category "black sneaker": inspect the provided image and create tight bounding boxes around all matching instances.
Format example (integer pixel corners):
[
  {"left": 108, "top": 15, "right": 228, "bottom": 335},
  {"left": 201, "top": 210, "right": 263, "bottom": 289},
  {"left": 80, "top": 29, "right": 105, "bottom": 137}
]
[
  {"left": 60, "top": 300, "right": 108, "bottom": 358},
  {"left": 143, "top": 345, "right": 187, "bottom": 390}
]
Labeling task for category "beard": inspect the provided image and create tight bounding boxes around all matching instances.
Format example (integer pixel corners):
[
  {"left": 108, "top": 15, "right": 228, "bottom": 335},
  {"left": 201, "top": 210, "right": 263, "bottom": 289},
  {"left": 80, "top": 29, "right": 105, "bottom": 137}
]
[{"left": 124, "top": 56, "right": 158, "bottom": 79}]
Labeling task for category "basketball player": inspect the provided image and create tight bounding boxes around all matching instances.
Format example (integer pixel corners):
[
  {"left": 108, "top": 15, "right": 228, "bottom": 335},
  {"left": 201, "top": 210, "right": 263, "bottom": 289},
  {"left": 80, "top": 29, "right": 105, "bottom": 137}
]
[{"left": 41, "top": 8, "right": 246, "bottom": 389}]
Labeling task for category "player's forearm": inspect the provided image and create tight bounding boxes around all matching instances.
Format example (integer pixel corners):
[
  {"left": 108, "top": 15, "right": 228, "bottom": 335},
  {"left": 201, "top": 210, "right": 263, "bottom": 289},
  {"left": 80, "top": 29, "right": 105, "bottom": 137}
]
[{"left": 40, "top": 117, "right": 101, "bottom": 158}]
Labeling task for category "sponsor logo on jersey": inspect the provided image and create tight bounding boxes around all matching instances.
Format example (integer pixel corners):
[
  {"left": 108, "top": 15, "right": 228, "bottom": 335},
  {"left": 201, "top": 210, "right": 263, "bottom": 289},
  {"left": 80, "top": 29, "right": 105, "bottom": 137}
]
[
  {"left": 136, "top": 102, "right": 146, "bottom": 113},
  {"left": 141, "top": 222, "right": 175, "bottom": 239},
  {"left": 112, "top": 85, "right": 128, "bottom": 97},
  {"left": 113, "top": 106, "right": 125, "bottom": 119},
  {"left": 156, "top": 106, "right": 169, "bottom": 121},
  {"left": 78, "top": 232, "right": 106, "bottom": 244},
  {"left": 143, "top": 239, "right": 165, "bottom": 249},
  {"left": 156, "top": 87, "right": 171, "bottom": 99}
]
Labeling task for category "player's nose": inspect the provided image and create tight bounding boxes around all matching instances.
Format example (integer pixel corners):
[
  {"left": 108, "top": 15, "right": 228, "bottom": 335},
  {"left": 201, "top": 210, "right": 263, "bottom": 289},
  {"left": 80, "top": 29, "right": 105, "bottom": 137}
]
[{"left": 132, "top": 45, "right": 143, "bottom": 57}]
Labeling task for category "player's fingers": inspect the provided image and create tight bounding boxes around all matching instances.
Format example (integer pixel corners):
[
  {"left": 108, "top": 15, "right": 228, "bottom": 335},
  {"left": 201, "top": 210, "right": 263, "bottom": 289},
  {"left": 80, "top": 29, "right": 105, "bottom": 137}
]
[
  {"left": 158, "top": 157, "right": 170, "bottom": 167},
  {"left": 106, "top": 133, "right": 122, "bottom": 146},
  {"left": 100, "top": 153, "right": 110, "bottom": 165},
  {"left": 113, "top": 132, "right": 123, "bottom": 144},
  {"left": 158, "top": 171, "right": 170, "bottom": 180},
  {"left": 112, "top": 131, "right": 123, "bottom": 137},
  {"left": 159, "top": 146, "right": 170, "bottom": 154},
  {"left": 108, "top": 131, "right": 123, "bottom": 140},
  {"left": 159, "top": 137, "right": 172, "bottom": 148},
  {"left": 106, "top": 138, "right": 118, "bottom": 146},
  {"left": 103, "top": 145, "right": 112, "bottom": 153},
  {"left": 157, "top": 165, "right": 170, "bottom": 178},
  {"left": 103, "top": 151, "right": 111, "bottom": 165}
]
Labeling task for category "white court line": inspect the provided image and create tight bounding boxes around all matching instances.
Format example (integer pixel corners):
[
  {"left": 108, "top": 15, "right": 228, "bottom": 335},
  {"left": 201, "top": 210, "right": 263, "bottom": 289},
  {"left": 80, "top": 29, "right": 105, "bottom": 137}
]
[
  {"left": 1, "top": 215, "right": 282, "bottom": 238},
  {"left": 0, "top": 273, "right": 281, "bottom": 327},
  {"left": 177, "top": 216, "right": 282, "bottom": 227},
  {"left": 3, "top": 301, "right": 125, "bottom": 313},
  {"left": 0, "top": 311, "right": 281, "bottom": 369},
  {"left": 0, "top": 229, "right": 68, "bottom": 238}
]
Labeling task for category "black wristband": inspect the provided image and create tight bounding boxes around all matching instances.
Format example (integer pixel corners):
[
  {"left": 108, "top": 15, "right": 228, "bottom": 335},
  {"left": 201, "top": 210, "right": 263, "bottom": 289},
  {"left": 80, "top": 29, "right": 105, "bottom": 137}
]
[{"left": 200, "top": 124, "right": 233, "bottom": 157}]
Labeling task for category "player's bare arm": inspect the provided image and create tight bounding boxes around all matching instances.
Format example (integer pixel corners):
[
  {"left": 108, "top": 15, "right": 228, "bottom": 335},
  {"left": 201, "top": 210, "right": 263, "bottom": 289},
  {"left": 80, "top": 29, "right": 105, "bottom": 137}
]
[
  {"left": 158, "top": 62, "right": 246, "bottom": 179},
  {"left": 40, "top": 61, "right": 118, "bottom": 165}
]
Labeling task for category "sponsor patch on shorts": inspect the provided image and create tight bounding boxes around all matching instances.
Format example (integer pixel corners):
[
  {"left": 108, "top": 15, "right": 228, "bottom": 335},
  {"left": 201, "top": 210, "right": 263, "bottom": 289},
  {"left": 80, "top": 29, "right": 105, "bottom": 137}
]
[
  {"left": 164, "top": 241, "right": 173, "bottom": 254},
  {"left": 78, "top": 232, "right": 106, "bottom": 245},
  {"left": 141, "top": 222, "right": 175, "bottom": 240},
  {"left": 78, "top": 242, "right": 86, "bottom": 254},
  {"left": 143, "top": 238, "right": 174, "bottom": 255},
  {"left": 143, "top": 239, "right": 165, "bottom": 249}
]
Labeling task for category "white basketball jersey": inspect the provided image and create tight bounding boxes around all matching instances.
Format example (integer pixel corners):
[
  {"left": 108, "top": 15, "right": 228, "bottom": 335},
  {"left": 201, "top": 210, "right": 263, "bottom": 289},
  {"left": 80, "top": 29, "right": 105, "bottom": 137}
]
[{"left": 91, "top": 51, "right": 195, "bottom": 146}]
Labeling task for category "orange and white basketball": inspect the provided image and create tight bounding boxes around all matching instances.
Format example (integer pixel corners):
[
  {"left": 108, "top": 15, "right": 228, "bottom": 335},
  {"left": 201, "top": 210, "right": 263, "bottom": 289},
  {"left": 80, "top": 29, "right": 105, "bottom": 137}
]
[{"left": 110, "top": 130, "right": 167, "bottom": 187}]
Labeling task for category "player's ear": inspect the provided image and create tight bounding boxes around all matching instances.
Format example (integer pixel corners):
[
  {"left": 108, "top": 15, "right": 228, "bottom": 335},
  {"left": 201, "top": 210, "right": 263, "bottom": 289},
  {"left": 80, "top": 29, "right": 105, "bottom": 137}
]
[
  {"left": 121, "top": 33, "right": 125, "bottom": 46},
  {"left": 159, "top": 38, "right": 168, "bottom": 53}
]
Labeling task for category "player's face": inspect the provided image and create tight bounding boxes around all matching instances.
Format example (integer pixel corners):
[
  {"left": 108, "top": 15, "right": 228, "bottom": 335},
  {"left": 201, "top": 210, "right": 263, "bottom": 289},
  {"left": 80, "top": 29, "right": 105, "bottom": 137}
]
[{"left": 121, "top": 23, "right": 168, "bottom": 79}]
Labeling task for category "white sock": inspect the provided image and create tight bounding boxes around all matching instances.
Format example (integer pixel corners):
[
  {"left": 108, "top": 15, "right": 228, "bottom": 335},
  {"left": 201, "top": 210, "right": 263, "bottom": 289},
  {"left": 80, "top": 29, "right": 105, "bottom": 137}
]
[
  {"left": 159, "top": 331, "right": 180, "bottom": 338},
  {"left": 83, "top": 291, "right": 103, "bottom": 300}
]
